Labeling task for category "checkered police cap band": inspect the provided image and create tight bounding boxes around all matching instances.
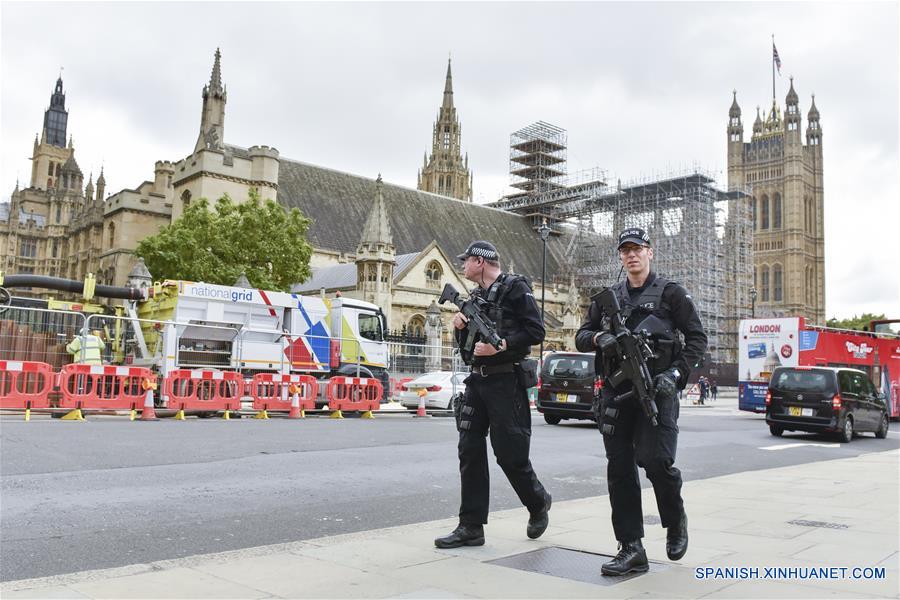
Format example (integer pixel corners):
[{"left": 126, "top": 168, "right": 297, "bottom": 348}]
[{"left": 457, "top": 241, "right": 500, "bottom": 261}]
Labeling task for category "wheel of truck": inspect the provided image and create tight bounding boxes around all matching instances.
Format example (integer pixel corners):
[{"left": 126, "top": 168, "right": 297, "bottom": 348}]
[
  {"left": 769, "top": 424, "right": 784, "bottom": 437},
  {"left": 543, "top": 414, "right": 562, "bottom": 425}
]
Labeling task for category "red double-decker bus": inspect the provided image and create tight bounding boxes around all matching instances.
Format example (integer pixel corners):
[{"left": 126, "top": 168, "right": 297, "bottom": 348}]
[{"left": 738, "top": 317, "right": 900, "bottom": 418}]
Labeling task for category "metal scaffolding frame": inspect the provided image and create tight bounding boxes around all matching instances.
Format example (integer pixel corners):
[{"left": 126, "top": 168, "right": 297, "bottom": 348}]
[{"left": 562, "top": 170, "right": 753, "bottom": 364}]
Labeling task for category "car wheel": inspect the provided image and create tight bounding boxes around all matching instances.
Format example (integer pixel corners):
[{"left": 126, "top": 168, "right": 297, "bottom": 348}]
[
  {"left": 769, "top": 424, "right": 784, "bottom": 437},
  {"left": 875, "top": 414, "right": 889, "bottom": 439},
  {"left": 838, "top": 416, "right": 853, "bottom": 443},
  {"left": 543, "top": 414, "right": 561, "bottom": 425}
]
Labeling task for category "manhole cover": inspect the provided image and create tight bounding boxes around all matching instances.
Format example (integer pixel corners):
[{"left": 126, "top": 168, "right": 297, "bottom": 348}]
[{"left": 487, "top": 546, "right": 668, "bottom": 586}]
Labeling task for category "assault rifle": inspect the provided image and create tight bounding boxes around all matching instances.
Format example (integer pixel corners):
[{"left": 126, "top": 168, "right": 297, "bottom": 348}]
[
  {"left": 592, "top": 287, "right": 660, "bottom": 426},
  {"left": 438, "top": 283, "right": 503, "bottom": 363}
]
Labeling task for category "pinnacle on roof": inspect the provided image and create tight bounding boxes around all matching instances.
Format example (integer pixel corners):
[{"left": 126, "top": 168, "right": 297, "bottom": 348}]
[
  {"left": 729, "top": 90, "right": 741, "bottom": 118},
  {"left": 358, "top": 175, "right": 393, "bottom": 248},
  {"left": 97, "top": 166, "right": 106, "bottom": 185},
  {"left": 442, "top": 57, "right": 454, "bottom": 109},
  {"left": 786, "top": 76, "right": 799, "bottom": 105},
  {"left": 808, "top": 94, "right": 820, "bottom": 120},
  {"left": 204, "top": 48, "right": 225, "bottom": 98}
]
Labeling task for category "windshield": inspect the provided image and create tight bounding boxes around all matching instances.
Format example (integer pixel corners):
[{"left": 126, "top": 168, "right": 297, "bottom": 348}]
[
  {"left": 772, "top": 369, "right": 834, "bottom": 393},
  {"left": 542, "top": 355, "right": 593, "bottom": 378},
  {"left": 358, "top": 312, "right": 383, "bottom": 342}
]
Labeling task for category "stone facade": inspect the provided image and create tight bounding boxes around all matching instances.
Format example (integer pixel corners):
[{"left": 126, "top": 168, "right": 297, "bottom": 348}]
[
  {"left": 727, "top": 78, "right": 826, "bottom": 324},
  {"left": 2, "top": 51, "right": 581, "bottom": 351}
]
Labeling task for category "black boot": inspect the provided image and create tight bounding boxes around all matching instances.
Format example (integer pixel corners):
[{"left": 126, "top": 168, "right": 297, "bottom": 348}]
[
  {"left": 601, "top": 540, "right": 649, "bottom": 576},
  {"left": 526, "top": 494, "right": 552, "bottom": 539},
  {"left": 666, "top": 512, "right": 688, "bottom": 560},
  {"left": 434, "top": 524, "right": 485, "bottom": 549}
]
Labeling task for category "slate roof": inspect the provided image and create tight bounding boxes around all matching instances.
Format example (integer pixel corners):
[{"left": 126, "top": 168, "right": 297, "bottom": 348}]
[
  {"left": 292, "top": 252, "right": 420, "bottom": 293},
  {"left": 271, "top": 155, "right": 571, "bottom": 283},
  {"left": 0, "top": 204, "right": 47, "bottom": 228}
]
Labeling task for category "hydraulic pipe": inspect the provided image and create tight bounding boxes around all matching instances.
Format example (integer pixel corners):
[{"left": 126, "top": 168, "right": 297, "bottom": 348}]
[{"left": 0, "top": 274, "right": 146, "bottom": 300}]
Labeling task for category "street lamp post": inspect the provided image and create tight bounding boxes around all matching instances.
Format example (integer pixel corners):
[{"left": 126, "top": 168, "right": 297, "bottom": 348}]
[
  {"left": 538, "top": 219, "right": 551, "bottom": 358},
  {"left": 750, "top": 287, "right": 757, "bottom": 318}
]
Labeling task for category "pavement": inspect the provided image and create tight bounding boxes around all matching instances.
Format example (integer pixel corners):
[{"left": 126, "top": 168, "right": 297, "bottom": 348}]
[{"left": 2, "top": 442, "right": 897, "bottom": 599}]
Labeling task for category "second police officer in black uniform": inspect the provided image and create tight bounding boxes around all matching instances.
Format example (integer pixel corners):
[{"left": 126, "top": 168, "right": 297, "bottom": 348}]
[
  {"left": 576, "top": 228, "right": 707, "bottom": 576},
  {"left": 434, "top": 241, "right": 553, "bottom": 549}
]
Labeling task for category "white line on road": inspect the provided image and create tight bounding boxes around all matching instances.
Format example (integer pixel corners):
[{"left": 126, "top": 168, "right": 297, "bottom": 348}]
[{"left": 759, "top": 442, "right": 841, "bottom": 450}]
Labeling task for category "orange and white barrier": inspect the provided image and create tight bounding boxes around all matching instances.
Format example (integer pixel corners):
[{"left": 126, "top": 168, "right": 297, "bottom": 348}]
[
  {"left": 59, "top": 364, "right": 156, "bottom": 420},
  {"left": 164, "top": 369, "right": 242, "bottom": 420},
  {"left": 250, "top": 373, "right": 318, "bottom": 419},
  {"left": 0, "top": 360, "right": 53, "bottom": 421},
  {"left": 325, "top": 376, "right": 383, "bottom": 419}
]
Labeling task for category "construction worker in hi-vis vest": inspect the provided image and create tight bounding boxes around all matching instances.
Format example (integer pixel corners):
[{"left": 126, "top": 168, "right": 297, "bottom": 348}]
[{"left": 66, "top": 330, "right": 106, "bottom": 365}]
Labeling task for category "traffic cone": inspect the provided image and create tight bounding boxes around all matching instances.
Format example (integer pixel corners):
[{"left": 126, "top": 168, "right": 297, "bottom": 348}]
[
  {"left": 288, "top": 384, "right": 303, "bottom": 419},
  {"left": 140, "top": 388, "right": 159, "bottom": 421},
  {"left": 414, "top": 388, "right": 429, "bottom": 418}
]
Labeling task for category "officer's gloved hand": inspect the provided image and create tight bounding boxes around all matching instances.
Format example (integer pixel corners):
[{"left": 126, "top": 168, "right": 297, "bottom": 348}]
[{"left": 654, "top": 369, "right": 678, "bottom": 398}]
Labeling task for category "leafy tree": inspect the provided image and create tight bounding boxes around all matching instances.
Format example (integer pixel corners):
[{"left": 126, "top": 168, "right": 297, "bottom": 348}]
[
  {"left": 826, "top": 313, "right": 886, "bottom": 331},
  {"left": 136, "top": 189, "right": 313, "bottom": 291}
]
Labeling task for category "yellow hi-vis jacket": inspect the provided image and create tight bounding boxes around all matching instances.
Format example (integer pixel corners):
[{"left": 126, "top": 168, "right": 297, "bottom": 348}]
[{"left": 66, "top": 334, "right": 106, "bottom": 365}]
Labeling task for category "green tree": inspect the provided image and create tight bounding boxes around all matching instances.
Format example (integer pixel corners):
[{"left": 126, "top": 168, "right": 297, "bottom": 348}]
[
  {"left": 826, "top": 313, "right": 886, "bottom": 331},
  {"left": 136, "top": 190, "right": 313, "bottom": 291}
]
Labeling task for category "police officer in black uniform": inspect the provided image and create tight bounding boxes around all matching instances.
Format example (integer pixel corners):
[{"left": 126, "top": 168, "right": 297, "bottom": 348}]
[
  {"left": 576, "top": 228, "right": 707, "bottom": 575},
  {"left": 435, "top": 241, "right": 552, "bottom": 549}
]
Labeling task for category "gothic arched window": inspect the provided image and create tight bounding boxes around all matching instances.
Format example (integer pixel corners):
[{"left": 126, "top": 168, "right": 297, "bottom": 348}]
[
  {"left": 425, "top": 260, "right": 442, "bottom": 289},
  {"left": 56, "top": 203, "right": 61, "bottom": 223},
  {"left": 773, "top": 264, "right": 783, "bottom": 302},
  {"left": 108, "top": 223, "right": 116, "bottom": 248},
  {"left": 181, "top": 190, "right": 192, "bottom": 208},
  {"left": 773, "top": 193, "right": 782, "bottom": 229},
  {"left": 761, "top": 265, "right": 770, "bottom": 302},
  {"left": 761, "top": 194, "right": 770, "bottom": 229}
]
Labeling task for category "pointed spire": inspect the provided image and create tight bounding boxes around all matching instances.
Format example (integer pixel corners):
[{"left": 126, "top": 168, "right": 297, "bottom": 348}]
[
  {"left": 753, "top": 106, "right": 763, "bottom": 133},
  {"left": 808, "top": 94, "right": 820, "bottom": 120},
  {"left": 729, "top": 90, "right": 741, "bottom": 118},
  {"left": 209, "top": 47, "right": 224, "bottom": 95},
  {"left": 68, "top": 134, "right": 74, "bottom": 149},
  {"left": 358, "top": 174, "right": 393, "bottom": 248},
  {"left": 85, "top": 172, "right": 94, "bottom": 200},
  {"left": 786, "top": 76, "right": 798, "bottom": 105},
  {"left": 97, "top": 166, "right": 106, "bottom": 185},
  {"left": 442, "top": 57, "right": 454, "bottom": 109}
]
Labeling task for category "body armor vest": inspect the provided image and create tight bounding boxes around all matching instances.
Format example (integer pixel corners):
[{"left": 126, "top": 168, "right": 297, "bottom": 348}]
[{"left": 610, "top": 275, "right": 681, "bottom": 375}]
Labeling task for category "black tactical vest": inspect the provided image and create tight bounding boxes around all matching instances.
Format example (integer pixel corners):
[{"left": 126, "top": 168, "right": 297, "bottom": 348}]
[
  {"left": 610, "top": 275, "right": 681, "bottom": 374},
  {"left": 473, "top": 273, "right": 529, "bottom": 339}
]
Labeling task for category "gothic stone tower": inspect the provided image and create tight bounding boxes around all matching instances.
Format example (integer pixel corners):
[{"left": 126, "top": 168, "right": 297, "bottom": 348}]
[
  {"left": 355, "top": 175, "right": 396, "bottom": 324},
  {"left": 727, "top": 78, "right": 825, "bottom": 324},
  {"left": 417, "top": 59, "right": 473, "bottom": 202}
]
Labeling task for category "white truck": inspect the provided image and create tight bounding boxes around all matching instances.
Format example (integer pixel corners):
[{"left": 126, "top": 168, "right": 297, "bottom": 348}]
[{"left": 132, "top": 280, "right": 389, "bottom": 391}]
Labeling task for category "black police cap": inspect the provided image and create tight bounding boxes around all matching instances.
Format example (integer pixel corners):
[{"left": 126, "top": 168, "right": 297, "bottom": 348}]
[
  {"left": 457, "top": 240, "right": 499, "bottom": 261},
  {"left": 617, "top": 227, "right": 651, "bottom": 249}
]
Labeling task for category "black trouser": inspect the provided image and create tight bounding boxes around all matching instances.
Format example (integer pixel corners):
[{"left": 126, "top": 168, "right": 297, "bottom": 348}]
[
  {"left": 598, "top": 383, "right": 683, "bottom": 541},
  {"left": 457, "top": 370, "right": 549, "bottom": 525}
]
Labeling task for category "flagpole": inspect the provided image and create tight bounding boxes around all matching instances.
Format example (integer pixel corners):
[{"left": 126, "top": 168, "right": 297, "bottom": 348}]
[{"left": 771, "top": 34, "right": 776, "bottom": 102}]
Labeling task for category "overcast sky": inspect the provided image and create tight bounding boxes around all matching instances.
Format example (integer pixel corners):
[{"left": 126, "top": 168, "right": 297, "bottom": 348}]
[{"left": 1, "top": 1, "right": 897, "bottom": 320}]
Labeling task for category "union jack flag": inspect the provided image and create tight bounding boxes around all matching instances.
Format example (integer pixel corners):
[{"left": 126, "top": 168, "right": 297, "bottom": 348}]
[{"left": 773, "top": 43, "right": 782, "bottom": 74}]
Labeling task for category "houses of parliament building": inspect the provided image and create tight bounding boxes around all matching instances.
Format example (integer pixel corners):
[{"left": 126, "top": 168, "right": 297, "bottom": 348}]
[{"left": 1, "top": 50, "right": 826, "bottom": 346}]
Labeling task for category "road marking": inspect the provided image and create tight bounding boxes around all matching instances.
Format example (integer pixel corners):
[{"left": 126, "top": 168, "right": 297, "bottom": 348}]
[{"left": 759, "top": 442, "right": 841, "bottom": 450}]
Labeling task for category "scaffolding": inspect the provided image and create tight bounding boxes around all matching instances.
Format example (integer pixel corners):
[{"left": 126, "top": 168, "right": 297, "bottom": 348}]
[{"left": 561, "top": 170, "right": 753, "bottom": 364}]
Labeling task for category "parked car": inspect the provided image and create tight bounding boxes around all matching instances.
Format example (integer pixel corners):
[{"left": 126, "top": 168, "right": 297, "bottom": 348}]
[
  {"left": 398, "top": 371, "right": 467, "bottom": 410},
  {"left": 766, "top": 366, "right": 890, "bottom": 443},
  {"left": 535, "top": 352, "right": 599, "bottom": 425}
]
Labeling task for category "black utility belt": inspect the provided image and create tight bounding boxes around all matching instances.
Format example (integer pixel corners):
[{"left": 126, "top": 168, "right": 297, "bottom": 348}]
[{"left": 470, "top": 363, "right": 518, "bottom": 377}]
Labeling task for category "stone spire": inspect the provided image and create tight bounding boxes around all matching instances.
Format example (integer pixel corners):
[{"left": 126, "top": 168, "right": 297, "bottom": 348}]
[
  {"left": 442, "top": 58, "right": 454, "bottom": 109},
  {"left": 85, "top": 172, "right": 94, "bottom": 201},
  {"left": 358, "top": 175, "right": 394, "bottom": 251},
  {"left": 729, "top": 90, "right": 741, "bottom": 118},
  {"left": 417, "top": 58, "right": 473, "bottom": 202},
  {"left": 196, "top": 48, "right": 227, "bottom": 152},
  {"left": 96, "top": 166, "right": 106, "bottom": 200},
  {"left": 355, "top": 175, "right": 395, "bottom": 322}
]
